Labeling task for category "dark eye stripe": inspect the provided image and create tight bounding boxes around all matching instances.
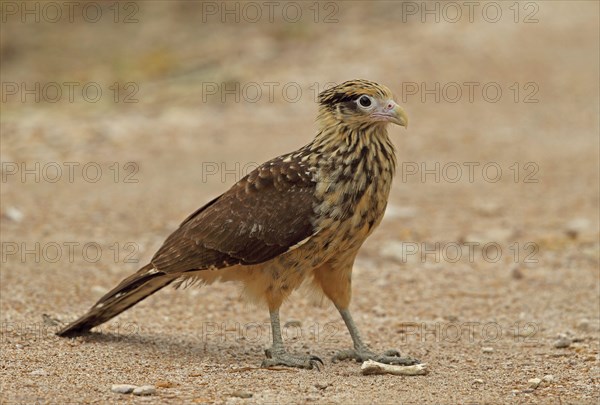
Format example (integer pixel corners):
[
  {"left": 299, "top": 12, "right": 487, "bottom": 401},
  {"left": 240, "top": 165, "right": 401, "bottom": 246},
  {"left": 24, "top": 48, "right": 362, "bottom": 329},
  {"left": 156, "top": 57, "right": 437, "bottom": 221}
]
[
  {"left": 322, "top": 92, "right": 355, "bottom": 106},
  {"left": 318, "top": 79, "right": 392, "bottom": 108}
]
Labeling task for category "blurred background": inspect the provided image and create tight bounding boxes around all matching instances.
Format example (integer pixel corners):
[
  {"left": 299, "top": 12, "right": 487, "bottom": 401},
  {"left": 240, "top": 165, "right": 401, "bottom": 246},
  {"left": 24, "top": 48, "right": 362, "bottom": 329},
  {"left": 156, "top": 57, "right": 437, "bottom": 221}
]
[{"left": 1, "top": 1, "right": 598, "bottom": 403}]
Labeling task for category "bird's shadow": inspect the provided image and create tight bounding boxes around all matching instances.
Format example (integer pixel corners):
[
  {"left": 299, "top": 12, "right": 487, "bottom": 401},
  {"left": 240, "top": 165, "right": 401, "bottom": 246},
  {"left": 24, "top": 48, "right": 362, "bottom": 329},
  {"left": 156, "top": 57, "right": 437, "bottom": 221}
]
[{"left": 55, "top": 327, "right": 264, "bottom": 365}]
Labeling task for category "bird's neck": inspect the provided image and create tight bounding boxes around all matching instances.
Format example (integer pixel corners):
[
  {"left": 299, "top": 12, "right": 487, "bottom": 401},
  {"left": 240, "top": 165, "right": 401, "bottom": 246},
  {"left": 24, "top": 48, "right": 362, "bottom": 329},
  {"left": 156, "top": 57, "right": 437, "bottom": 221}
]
[
  {"left": 309, "top": 122, "right": 397, "bottom": 175},
  {"left": 304, "top": 120, "right": 397, "bottom": 227}
]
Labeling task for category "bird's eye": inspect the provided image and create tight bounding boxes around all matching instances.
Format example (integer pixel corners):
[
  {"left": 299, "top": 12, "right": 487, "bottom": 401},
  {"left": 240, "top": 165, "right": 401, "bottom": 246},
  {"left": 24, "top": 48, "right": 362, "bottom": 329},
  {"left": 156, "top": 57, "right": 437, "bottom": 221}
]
[{"left": 357, "top": 95, "right": 373, "bottom": 108}]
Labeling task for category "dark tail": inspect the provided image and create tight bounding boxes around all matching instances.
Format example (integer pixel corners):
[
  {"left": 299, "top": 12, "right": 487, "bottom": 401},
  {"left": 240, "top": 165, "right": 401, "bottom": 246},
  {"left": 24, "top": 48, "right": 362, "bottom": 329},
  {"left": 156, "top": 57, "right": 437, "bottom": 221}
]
[{"left": 57, "top": 263, "right": 175, "bottom": 337}]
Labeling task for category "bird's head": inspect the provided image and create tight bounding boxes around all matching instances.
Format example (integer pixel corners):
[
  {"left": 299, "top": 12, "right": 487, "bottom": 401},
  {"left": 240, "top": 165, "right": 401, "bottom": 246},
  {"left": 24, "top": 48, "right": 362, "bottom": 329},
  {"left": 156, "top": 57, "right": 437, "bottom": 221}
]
[{"left": 317, "top": 80, "right": 408, "bottom": 130}]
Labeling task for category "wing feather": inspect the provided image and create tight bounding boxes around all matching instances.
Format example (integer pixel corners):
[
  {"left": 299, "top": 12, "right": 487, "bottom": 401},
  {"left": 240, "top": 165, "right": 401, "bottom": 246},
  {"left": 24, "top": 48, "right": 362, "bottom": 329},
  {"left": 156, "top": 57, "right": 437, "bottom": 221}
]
[{"left": 151, "top": 154, "right": 317, "bottom": 273}]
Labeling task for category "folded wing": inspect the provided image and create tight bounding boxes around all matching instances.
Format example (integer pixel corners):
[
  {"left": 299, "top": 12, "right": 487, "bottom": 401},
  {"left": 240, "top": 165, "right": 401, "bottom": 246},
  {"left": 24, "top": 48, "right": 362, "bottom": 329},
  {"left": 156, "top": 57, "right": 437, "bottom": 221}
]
[{"left": 151, "top": 155, "right": 318, "bottom": 274}]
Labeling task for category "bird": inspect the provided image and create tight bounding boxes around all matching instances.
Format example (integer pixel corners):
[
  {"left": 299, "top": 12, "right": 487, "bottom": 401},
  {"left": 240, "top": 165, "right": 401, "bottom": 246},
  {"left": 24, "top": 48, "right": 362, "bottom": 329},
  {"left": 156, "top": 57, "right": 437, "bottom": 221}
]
[{"left": 57, "top": 79, "right": 417, "bottom": 370}]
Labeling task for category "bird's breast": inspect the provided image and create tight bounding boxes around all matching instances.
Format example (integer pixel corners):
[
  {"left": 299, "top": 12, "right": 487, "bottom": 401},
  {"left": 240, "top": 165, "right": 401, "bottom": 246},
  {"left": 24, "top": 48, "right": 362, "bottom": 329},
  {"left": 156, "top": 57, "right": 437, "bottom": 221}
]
[{"left": 312, "top": 149, "right": 394, "bottom": 255}]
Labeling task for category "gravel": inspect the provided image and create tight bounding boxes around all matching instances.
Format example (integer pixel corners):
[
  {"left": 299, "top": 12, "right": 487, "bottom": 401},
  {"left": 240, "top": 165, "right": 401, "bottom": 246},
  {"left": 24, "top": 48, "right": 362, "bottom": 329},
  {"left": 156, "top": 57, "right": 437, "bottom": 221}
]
[{"left": 1, "top": 2, "right": 598, "bottom": 404}]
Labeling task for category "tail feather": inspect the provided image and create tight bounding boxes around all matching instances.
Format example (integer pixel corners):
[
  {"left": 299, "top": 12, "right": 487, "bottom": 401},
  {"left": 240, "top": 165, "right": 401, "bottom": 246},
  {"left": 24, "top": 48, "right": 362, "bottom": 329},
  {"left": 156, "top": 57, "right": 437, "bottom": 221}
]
[{"left": 57, "top": 263, "right": 175, "bottom": 337}]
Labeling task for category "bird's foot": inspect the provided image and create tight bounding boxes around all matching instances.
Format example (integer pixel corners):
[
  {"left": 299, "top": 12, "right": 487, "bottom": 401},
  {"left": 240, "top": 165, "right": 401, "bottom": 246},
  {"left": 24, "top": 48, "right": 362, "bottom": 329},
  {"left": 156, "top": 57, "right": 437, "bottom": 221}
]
[
  {"left": 332, "top": 347, "right": 419, "bottom": 365},
  {"left": 261, "top": 348, "right": 323, "bottom": 370}
]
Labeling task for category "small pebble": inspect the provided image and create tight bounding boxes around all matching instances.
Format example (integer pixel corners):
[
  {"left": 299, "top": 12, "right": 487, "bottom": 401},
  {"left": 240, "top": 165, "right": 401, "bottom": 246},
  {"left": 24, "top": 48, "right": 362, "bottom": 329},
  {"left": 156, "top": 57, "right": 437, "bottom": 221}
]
[
  {"left": 92, "top": 285, "right": 106, "bottom": 295},
  {"left": 384, "top": 205, "right": 417, "bottom": 219},
  {"left": 42, "top": 314, "right": 61, "bottom": 327},
  {"left": 473, "top": 201, "right": 501, "bottom": 216},
  {"left": 111, "top": 384, "right": 137, "bottom": 394},
  {"left": 314, "top": 383, "right": 329, "bottom": 390},
  {"left": 576, "top": 318, "right": 594, "bottom": 331},
  {"left": 554, "top": 337, "right": 572, "bottom": 348},
  {"left": 564, "top": 218, "right": 590, "bottom": 238},
  {"left": 30, "top": 369, "right": 47, "bottom": 376},
  {"left": 543, "top": 374, "right": 555, "bottom": 382},
  {"left": 379, "top": 241, "right": 409, "bottom": 262},
  {"left": 577, "top": 319, "right": 589, "bottom": 330},
  {"left": 372, "top": 305, "right": 386, "bottom": 316},
  {"left": 483, "top": 227, "right": 513, "bottom": 242},
  {"left": 482, "top": 347, "right": 494, "bottom": 353},
  {"left": 230, "top": 391, "right": 252, "bottom": 398},
  {"left": 4, "top": 206, "right": 24, "bottom": 222},
  {"left": 528, "top": 378, "right": 542, "bottom": 389},
  {"left": 473, "top": 379, "right": 484, "bottom": 384},
  {"left": 133, "top": 385, "right": 156, "bottom": 396},
  {"left": 511, "top": 266, "right": 524, "bottom": 280}
]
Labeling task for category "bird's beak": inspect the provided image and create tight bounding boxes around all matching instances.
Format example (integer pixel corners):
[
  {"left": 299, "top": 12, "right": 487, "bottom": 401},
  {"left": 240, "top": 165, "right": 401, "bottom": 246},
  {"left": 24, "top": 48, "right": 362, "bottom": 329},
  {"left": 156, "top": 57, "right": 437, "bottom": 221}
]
[
  {"left": 373, "top": 100, "right": 408, "bottom": 128},
  {"left": 387, "top": 101, "right": 408, "bottom": 128}
]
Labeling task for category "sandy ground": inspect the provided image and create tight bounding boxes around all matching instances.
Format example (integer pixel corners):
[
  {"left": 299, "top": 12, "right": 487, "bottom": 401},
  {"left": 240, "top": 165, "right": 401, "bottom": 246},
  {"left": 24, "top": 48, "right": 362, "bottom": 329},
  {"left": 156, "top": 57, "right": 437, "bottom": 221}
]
[{"left": 1, "top": 1, "right": 599, "bottom": 404}]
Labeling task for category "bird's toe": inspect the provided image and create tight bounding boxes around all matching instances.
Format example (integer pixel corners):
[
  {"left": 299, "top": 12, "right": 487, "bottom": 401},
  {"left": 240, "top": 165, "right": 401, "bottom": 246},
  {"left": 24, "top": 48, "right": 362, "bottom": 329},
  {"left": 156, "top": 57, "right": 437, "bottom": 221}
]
[
  {"left": 261, "top": 351, "right": 323, "bottom": 370},
  {"left": 382, "top": 349, "right": 402, "bottom": 357},
  {"left": 376, "top": 354, "right": 420, "bottom": 366},
  {"left": 332, "top": 347, "right": 420, "bottom": 366}
]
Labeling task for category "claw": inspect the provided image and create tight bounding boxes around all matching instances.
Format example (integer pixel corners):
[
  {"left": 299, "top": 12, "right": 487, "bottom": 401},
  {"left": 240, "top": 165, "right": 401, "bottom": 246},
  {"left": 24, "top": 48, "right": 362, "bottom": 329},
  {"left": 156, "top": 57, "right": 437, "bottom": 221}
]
[{"left": 310, "top": 356, "right": 324, "bottom": 371}]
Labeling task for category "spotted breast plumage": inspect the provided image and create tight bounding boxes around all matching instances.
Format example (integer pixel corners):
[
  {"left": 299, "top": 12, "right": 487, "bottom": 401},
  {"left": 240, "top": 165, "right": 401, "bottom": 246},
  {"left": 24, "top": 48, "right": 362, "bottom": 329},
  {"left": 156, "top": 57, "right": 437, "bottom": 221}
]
[{"left": 57, "top": 79, "right": 419, "bottom": 369}]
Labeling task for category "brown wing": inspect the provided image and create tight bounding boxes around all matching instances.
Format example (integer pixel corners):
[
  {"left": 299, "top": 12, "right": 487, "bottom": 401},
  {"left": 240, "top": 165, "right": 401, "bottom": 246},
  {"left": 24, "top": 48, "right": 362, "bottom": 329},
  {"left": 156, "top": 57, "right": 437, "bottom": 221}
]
[{"left": 151, "top": 154, "right": 318, "bottom": 274}]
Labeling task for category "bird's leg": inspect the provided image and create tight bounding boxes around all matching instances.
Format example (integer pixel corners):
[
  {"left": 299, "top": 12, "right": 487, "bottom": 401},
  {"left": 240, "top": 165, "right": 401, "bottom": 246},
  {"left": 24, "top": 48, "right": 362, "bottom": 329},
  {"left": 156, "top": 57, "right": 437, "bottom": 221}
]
[
  {"left": 332, "top": 307, "right": 420, "bottom": 365},
  {"left": 261, "top": 308, "right": 323, "bottom": 370}
]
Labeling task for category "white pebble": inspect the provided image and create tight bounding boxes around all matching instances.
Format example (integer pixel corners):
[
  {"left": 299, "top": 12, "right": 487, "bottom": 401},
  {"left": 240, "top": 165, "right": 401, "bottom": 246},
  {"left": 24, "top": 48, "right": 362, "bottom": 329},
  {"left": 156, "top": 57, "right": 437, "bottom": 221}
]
[
  {"left": 483, "top": 227, "right": 514, "bottom": 242},
  {"left": 554, "top": 337, "right": 572, "bottom": 348},
  {"left": 4, "top": 206, "right": 24, "bottom": 222},
  {"left": 379, "top": 241, "right": 414, "bottom": 262},
  {"left": 482, "top": 347, "right": 494, "bottom": 353},
  {"left": 473, "top": 201, "right": 502, "bottom": 216},
  {"left": 384, "top": 205, "right": 417, "bottom": 219},
  {"left": 543, "top": 374, "right": 555, "bottom": 382},
  {"left": 576, "top": 319, "right": 590, "bottom": 331},
  {"left": 564, "top": 218, "right": 590, "bottom": 238},
  {"left": 528, "top": 378, "right": 542, "bottom": 389},
  {"left": 111, "top": 384, "right": 137, "bottom": 394},
  {"left": 30, "top": 369, "right": 47, "bottom": 376},
  {"left": 133, "top": 385, "right": 156, "bottom": 396},
  {"left": 91, "top": 285, "right": 106, "bottom": 295}
]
